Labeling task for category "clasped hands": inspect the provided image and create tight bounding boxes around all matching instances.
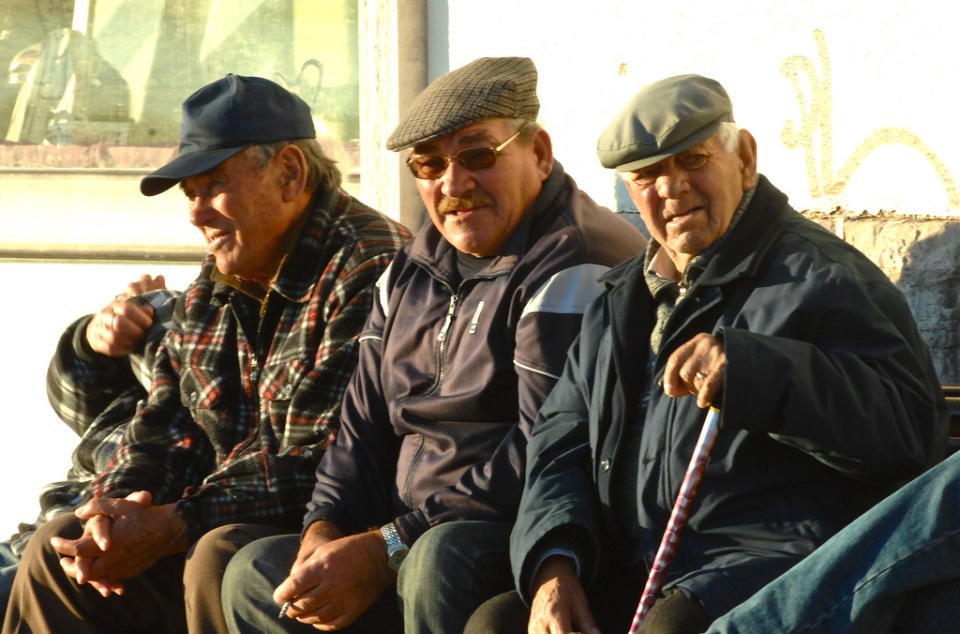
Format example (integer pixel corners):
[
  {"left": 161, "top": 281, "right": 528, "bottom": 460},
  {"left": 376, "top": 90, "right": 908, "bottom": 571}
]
[{"left": 52, "top": 491, "right": 188, "bottom": 597}]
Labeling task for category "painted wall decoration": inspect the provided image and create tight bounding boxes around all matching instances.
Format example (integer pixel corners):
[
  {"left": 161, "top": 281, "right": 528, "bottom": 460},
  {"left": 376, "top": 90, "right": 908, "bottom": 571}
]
[{"left": 781, "top": 30, "right": 959, "bottom": 212}]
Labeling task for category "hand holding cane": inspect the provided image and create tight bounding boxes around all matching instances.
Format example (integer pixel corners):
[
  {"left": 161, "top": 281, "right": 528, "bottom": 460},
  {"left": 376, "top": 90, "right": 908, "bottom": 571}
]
[{"left": 627, "top": 406, "right": 721, "bottom": 633}]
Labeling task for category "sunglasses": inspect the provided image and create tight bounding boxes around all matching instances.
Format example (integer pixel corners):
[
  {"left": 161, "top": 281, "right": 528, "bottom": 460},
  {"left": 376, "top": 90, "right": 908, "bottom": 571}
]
[{"left": 405, "top": 128, "right": 523, "bottom": 180}]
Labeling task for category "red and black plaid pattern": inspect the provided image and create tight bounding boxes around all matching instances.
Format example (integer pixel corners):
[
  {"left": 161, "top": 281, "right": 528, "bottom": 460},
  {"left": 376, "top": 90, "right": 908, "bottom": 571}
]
[{"left": 93, "top": 189, "right": 410, "bottom": 535}]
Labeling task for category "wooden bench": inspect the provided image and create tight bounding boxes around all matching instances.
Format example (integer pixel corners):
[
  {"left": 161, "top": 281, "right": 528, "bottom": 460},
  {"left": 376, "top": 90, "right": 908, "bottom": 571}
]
[{"left": 946, "top": 385, "right": 960, "bottom": 453}]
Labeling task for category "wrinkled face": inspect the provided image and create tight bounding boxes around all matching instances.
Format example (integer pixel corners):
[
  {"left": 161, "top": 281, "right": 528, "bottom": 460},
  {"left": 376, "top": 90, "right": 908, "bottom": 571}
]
[
  {"left": 412, "top": 118, "right": 552, "bottom": 256},
  {"left": 182, "top": 149, "right": 295, "bottom": 282},
  {"left": 620, "top": 131, "right": 757, "bottom": 273}
]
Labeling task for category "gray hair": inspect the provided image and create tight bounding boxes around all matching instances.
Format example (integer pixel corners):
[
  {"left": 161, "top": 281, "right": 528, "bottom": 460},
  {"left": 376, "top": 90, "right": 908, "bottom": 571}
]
[
  {"left": 254, "top": 138, "right": 342, "bottom": 193},
  {"left": 500, "top": 117, "right": 541, "bottom": 145},
  {"left": 715, "top": 121, "right": 740, "bottom": 153}
]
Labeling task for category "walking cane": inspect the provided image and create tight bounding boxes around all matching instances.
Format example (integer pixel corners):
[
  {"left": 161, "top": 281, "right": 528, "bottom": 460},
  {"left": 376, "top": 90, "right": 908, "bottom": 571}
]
[{"left": 627, "top": 406, "right": 721, "bottom": 633}]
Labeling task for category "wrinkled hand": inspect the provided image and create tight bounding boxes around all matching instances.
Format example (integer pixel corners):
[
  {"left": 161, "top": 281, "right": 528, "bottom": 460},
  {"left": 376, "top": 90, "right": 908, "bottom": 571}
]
[
  {"left": 52, "top": 491, "right": 188, "bottom": 597},
  {"left": 663, "top": 332, "right": 726, "bottom": 408},
  {"left": 84, "top": 274, "right": 166, "bottom": 357},
  {"left": 274, "top": 523, "right": 394, "bottom": 631},
  {"left": 528, "top": 556, "right": 599, "bottom": 634}
]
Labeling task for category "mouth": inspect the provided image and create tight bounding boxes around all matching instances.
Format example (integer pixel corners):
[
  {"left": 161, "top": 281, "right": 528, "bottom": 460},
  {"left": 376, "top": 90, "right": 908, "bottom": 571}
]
[
  {"left": 205, "top": 229, "right": 232, "bottom": 249},
  {"left": 444, "top": 207, "right": 480, "bottom": 217},
  {"left": 665, "top": 206, "right": 703, "bottom": 225}
]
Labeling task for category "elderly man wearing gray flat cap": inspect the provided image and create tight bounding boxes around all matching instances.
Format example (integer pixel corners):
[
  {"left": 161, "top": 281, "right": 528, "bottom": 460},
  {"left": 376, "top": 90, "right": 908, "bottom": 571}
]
[
  {"left": 220, "top": 56, "right": 646, "bottom": 633},
  {"left": 465, "top": 74, "right": 947, "bottom": 633},
  {"left": 3, "top": 74, "right": 410, "bottom": 634}
]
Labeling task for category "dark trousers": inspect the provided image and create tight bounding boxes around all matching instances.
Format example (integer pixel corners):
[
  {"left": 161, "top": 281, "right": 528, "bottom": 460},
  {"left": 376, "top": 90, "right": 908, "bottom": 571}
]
[
  {"left": 2, "top": 513, "right": 289, "bottom": 634},
  {"left": 465, "top": 575, "right": 710, "bottom": 634}
]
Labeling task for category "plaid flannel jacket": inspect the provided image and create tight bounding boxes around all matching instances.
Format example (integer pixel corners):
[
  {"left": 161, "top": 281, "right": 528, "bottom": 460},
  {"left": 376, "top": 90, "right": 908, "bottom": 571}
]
[{"left": 92, "top": 188, "right": 410, "bottom": 540}]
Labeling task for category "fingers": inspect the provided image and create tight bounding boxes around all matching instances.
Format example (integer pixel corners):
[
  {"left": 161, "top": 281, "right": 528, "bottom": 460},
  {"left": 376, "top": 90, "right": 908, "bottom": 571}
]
[
  {"left": 277, "top": 582, "right": 326, "bottom": 622},
  {"left": 51, "top": 533, "right": 102, "bottom": 558},
  {"left": 86, "top": 514, "right": 113, "bottom": 552},
  {"left": 570, "top": 600, "right": 601, "bottom": 634},
  {"left": 125, "top": 274, "right": 167, "bottom": 297},
  {"left": 85, "top": 299, "right": 156, "bottom": 357},
  {"left": 88, "top": 578, "right": 125, "bottom": 598},
  {"left": 662, "top": 333, "right": 726, "bottom": 408},
  {"left": 58, "top": 557, "right": 124, "bottom": 596}
]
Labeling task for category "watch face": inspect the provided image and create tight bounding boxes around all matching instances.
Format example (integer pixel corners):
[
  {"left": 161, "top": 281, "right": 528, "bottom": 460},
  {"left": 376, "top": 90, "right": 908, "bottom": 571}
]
[{"left": 389, "top": 547, "right": 408, "bottom": 570}]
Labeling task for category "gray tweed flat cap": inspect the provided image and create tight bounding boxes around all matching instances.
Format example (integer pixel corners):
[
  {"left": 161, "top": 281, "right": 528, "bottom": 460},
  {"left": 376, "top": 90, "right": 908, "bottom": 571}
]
[
  {"left": 386, "top": 56, "right": 539, "bottom": 151},
  {"left": 597, "top": 74, "right": 734, "bottom": 172}
]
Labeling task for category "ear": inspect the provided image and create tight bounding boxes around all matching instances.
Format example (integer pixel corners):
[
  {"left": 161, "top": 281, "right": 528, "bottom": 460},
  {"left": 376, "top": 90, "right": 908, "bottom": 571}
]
[
  {"left": 275, "top": 145, "right": 309, "bottom": 202},
  {"left": 736, "top": 129, "right": 758, "bottom": 190},
  {"left": 531, "top": 128, "right": 554, "bottom": 181}
]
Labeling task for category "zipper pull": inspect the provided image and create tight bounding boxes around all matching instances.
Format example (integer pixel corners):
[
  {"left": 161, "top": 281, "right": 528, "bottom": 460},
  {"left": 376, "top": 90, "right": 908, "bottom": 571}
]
[{"left": 437, "top": 295, "right": 458, "bottom": 343}]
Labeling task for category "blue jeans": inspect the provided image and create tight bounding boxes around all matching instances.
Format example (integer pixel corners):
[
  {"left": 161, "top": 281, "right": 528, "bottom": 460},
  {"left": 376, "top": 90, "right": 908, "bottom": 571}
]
[
  {"left": 399, "top": 521, "right": 513, "bottom": 634},
  {"left": 222, "top": 520, "right": 513, "bottom": 634},
  {"left": 708, "top": 452, "right": 960, "bottom": 633}
]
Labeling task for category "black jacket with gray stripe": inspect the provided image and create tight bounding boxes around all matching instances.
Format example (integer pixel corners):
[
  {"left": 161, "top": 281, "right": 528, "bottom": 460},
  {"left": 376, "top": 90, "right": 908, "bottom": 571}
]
[{"left": 303, "top": 163, "right": 647, "bottom": 544}]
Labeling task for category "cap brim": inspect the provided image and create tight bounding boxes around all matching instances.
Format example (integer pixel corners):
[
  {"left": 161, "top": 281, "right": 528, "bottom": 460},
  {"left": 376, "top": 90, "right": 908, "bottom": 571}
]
[
  {"left": 140, "top": 146, "right": 248, "bottom": 196},
  {"left": 613, "top": 120, "right": 724, "bottom": 173}
]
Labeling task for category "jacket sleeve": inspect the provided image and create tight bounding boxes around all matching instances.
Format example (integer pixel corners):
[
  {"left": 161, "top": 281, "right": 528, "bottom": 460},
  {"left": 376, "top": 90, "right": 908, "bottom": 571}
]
[
  {"left": 47, "top": 290, "right": 180, "bottom": 438},
  {"left": 509, "top": 316, "right": 607, "bottom": 604},
  {"left": 46, "top": 315, "right": 137, "bottom": 437},
  {"left": 303, "top": 262, "right": 402, "bottom": 534},
  {"left": 394, "top": 263, "right": 614, "bottom": 544},
  {"left": 721, "top": 254, "right": 948, "bottom": 482}
]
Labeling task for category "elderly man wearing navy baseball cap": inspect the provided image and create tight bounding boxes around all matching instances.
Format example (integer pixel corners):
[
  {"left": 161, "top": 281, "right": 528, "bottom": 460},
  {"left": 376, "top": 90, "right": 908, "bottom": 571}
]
[
  {"left": 467, "top": 73, "right": 946, "bottom": 634},
  {"left": 3, "top": 74, "right": 410, "bottom": 634}
]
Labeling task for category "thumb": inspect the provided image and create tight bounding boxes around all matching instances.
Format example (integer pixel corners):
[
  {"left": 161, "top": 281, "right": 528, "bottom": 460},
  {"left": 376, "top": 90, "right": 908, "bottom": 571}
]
[{"left": 125, "top": 490, "right": 153, "bottom": 505}]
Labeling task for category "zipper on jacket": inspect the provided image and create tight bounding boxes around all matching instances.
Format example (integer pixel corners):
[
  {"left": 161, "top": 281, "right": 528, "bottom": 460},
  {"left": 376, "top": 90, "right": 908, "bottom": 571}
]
[{"left": 436, "top": 293, "right": 459, "bottom": 386}]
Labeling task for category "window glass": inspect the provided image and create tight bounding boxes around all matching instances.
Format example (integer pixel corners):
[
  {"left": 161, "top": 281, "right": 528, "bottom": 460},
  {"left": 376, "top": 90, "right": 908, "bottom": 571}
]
[{"left": 0, "top": 0, "right": 359, "bottom": 184}]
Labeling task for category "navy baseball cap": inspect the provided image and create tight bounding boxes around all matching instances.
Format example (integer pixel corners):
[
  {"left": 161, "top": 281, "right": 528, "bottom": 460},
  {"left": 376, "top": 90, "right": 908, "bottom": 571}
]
[{"left": 140, "top": 74, "right": 316, "bottom": 196}]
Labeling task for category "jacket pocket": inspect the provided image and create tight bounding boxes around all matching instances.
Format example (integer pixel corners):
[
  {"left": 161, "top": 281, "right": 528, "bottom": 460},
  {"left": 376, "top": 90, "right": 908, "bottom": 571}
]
[{"left": 180, "top": 366, "right": 237, "bottom": 461}]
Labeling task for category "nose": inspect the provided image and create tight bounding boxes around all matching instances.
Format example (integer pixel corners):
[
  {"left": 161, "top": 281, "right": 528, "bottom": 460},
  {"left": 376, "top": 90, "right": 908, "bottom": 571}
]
[
  {"left": 655, "top": 161, "right": 690, "bottom": 200},
  {"left": 439, "top": 158, "right": 475, "bottom": 199},
  {"left": 188, "top": 195, "right": 214, "bottom": 228}
]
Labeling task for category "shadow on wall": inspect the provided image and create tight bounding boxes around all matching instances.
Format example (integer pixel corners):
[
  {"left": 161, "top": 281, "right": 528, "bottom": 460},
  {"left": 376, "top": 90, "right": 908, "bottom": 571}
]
[{"left": 900, "top": 221, "right": 960, "bottom": 384}]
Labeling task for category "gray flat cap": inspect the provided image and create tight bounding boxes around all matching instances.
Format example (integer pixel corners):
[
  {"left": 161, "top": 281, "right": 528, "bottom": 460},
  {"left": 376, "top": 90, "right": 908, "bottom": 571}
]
[
  {"left": 597, "top": 74, "right": 734, "bottom": 172},
  {"left": 386, "top": 56, "right": 539, "bottom": 151}
]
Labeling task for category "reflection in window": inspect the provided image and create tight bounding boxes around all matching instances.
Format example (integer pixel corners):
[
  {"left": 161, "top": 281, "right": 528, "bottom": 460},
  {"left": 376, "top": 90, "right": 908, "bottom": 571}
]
[{"left": 0, "top": 0, "right": 359, "bottom": 182}]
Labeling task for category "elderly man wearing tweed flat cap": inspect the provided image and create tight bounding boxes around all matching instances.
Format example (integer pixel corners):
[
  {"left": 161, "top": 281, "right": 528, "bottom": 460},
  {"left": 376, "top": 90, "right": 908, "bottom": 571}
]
[{"left": 221, "top": 56, "right": 646, "bottom": 633}]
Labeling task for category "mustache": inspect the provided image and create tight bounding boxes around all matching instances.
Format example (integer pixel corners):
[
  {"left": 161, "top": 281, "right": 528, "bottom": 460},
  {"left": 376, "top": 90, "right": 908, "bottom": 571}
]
[{"left": 437, "top": 195, "right": 494, "bottom": 214}]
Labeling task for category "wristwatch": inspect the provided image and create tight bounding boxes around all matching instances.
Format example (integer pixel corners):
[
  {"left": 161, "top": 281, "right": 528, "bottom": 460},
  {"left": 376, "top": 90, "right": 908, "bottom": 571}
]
[{"left": 379, "top": 521, "right": 409, "bottom": 571}]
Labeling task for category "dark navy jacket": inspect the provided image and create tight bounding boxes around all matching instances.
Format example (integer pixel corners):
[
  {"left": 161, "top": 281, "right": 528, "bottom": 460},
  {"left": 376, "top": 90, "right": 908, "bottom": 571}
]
[{"left": 511, "top": 175, "right": 947, "bottom": 619}]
